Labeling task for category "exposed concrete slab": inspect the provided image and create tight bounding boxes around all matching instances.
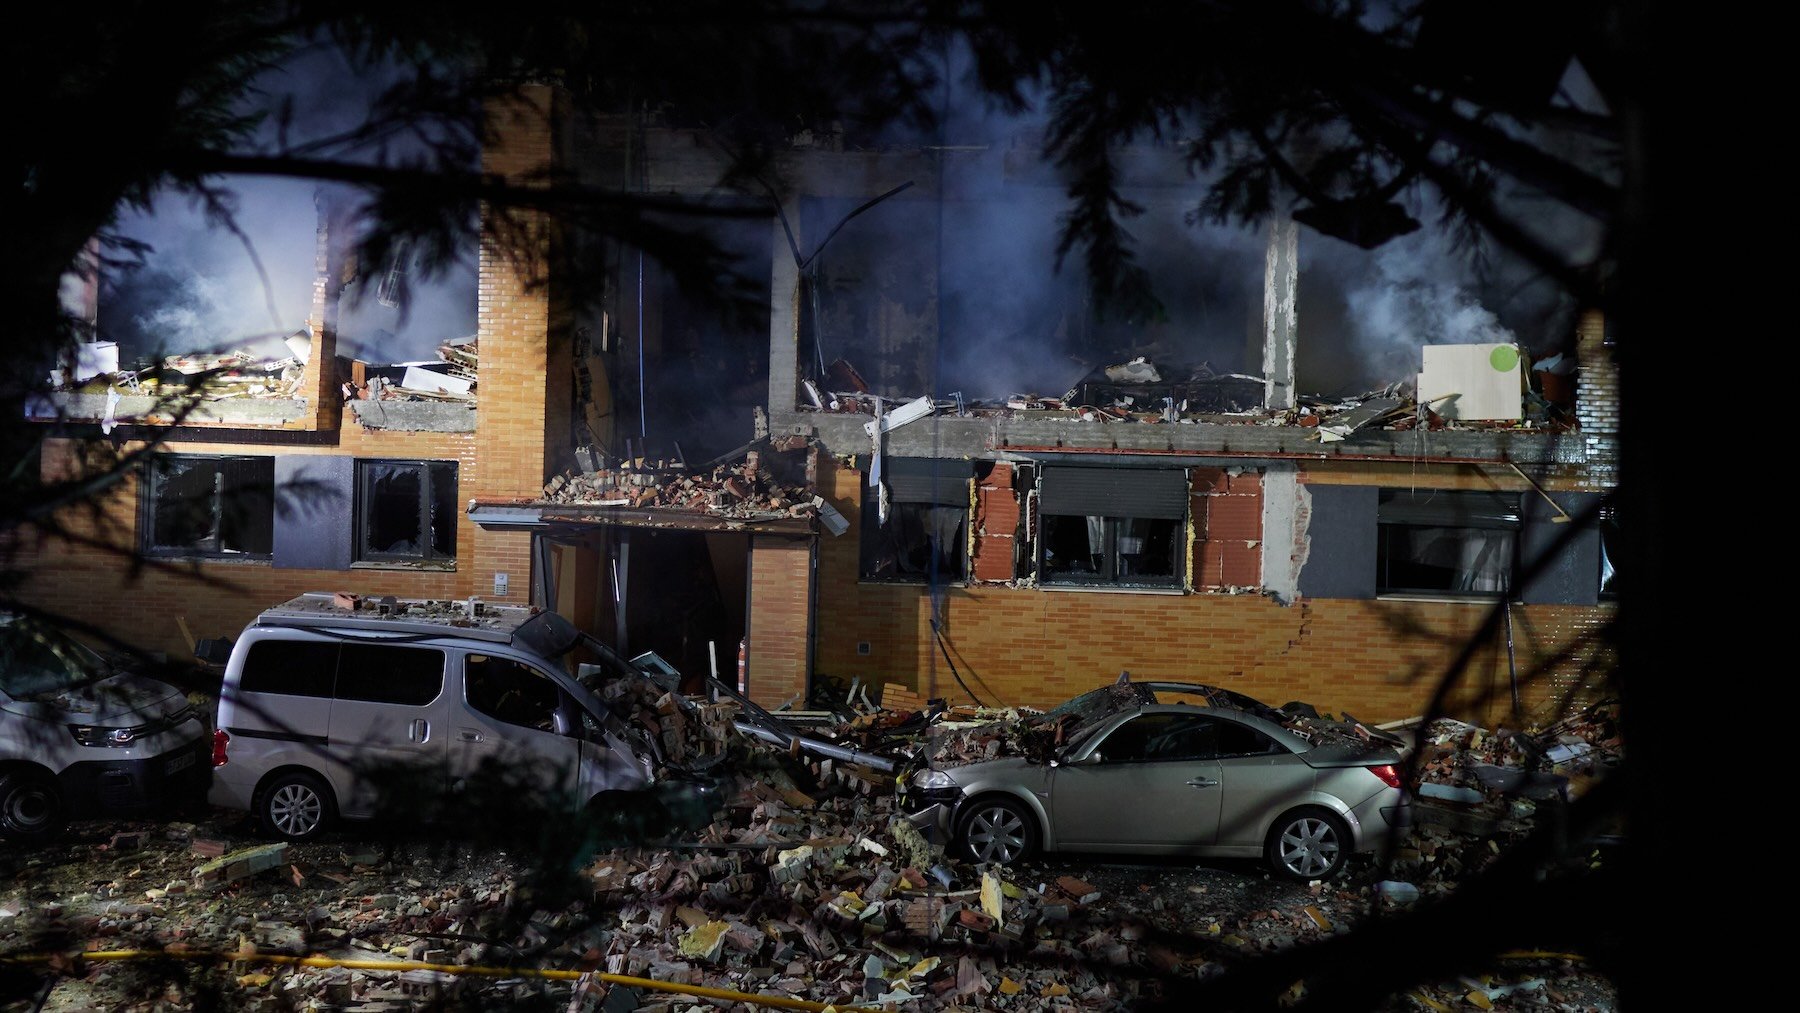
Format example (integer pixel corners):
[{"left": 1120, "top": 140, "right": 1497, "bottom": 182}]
[
  {"left": 778, "top": 411, "right": 1583, "bottom": 466},
  {"left": 38, "top": 392, "right": 309, "bottom": 426},
  {"left": 350, "top": 400, "right": 477, "bottom": 432}
]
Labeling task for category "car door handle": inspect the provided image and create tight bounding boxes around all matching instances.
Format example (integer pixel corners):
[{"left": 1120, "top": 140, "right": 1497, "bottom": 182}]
[
  {"left": 460, "top": 729, "right": 483, "bottom": 743},
  {"left": 409, "top": 719, "right": 430, "bottom": 742},
  {"left": 1186, "top": 778, "right": 1220, "bottom": 788}
]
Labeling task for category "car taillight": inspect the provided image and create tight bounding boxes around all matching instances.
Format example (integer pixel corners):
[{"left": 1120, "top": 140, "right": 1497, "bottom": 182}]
[
  {"left": 211, "top": 728, "right": 230, "bottom": 767},
  {"left": 1368, "top": 764, "right": 1402, "bottom": 789}
]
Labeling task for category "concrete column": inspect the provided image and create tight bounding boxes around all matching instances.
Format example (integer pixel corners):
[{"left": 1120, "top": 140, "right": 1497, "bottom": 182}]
[
  {"left": 300, "top": 191, "right": 345, "bottom": 431},
  {"left": 1259, "top": 463, "right": 1304, "bottom": 605},
  {"left": 1262, "top": 217, "right": 1299, "bottom": 411},
  {"left": 767, "top": 214, "right": 801, "bottom": 416}
]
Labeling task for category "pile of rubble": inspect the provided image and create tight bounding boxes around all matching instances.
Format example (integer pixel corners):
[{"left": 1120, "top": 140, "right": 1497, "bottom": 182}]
[
  {"left": 342, "top": 337, "right": 479, "bottom": 403},
  {"left": 540, "top": 447, "right": 820, "bottom": 521},
  {"left": 796, "top": 351, "right": 1575, "bottom": 436}
]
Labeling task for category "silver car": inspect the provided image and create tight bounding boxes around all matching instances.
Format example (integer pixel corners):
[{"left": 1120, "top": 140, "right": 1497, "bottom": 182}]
[{"left": 902, "top": 680, "right": 1411, "bottom": 880}]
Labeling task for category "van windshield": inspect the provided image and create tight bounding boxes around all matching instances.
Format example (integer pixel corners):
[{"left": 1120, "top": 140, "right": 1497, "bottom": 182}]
[{"left": 0, "top": 615, "right": 113, "bottom": 700}]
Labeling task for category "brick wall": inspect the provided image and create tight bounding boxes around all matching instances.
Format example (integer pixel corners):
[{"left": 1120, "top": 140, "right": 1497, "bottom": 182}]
[
  {"left": 812, "top": 462, "right": 1613, "bottom": 726},
  {"left": 12, "top": 422, "right": 480, "bottom": 660},
  {"left": 471, "top": 85, "right": 567, "bottom": 604},
  {"left": 1191, "top": 467, "right": 1262, "bottom": 589},
  {"left": 1572, "top": 309, "right": 1618, "bottom": 491},
  {"left": 746, "top": 535, "right": 811, "bottom": 707},
  {"left": 970, "top": 463, "right": 1017, "bottom": 583}
]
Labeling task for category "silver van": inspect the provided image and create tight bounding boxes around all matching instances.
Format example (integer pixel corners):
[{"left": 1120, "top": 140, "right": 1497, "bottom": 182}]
[
  {"left": 209, "top": 593, "right": 664, "bottom": 841},
  {"left": 1, "top": 611, "right": 209, "bottom": 841}
]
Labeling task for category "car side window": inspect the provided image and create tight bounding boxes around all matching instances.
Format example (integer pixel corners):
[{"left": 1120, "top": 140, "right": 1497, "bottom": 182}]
[
  {"left": 1094, "top": 713, "right": 1218, "bottom": 762},
  {"left": 1215, "top": 720, "right": 1281, "bottom": 758},
  {"left": 465, "top": 654, "right": 561, "bottom": 733}
]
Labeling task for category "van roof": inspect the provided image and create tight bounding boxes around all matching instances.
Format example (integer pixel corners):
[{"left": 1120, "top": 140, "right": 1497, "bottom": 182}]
[{"left": 254, "top": 592, "right": 547, "bottom": 647}]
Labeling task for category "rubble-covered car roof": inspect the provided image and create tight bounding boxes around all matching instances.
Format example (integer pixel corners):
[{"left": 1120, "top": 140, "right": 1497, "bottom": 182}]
[{"left": 910, "top": 674, "right": 1403, "bottom": 770}]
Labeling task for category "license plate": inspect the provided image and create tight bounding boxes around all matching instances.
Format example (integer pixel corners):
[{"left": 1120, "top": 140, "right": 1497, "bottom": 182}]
[{"left": 165, "top": 751, "right": 196, "bottom": 774}]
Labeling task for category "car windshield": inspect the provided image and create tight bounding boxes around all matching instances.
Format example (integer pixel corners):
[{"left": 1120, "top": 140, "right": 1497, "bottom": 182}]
[{"left": 0, "top": 615, "right": 113, "bottom": 700}]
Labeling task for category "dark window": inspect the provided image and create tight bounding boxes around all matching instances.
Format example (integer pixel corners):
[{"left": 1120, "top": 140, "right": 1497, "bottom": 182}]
[
  {"left": 1040, "top": 515, "right": 1181, "bottom": 587},
  {"left": 1377, "top": 489, "right": 1520, "bottom": 597},
  {"left": 1094, "top": 713, "right": 1218, "bottom": 762},
  {"left": 239, "top": 641, "right": 338, "bottom": 698},
  {"left": 357, "top": 460, "right": 458, "bottom": 563},
  {"left": 1037, "top": 467, "right": 1185, "bottom": 588},
  {"left": 465, "top": 654, "right": 561, "bottom": 732},
  {"left": 143, "top": 455, "right": 274, "bottom": 558},
  {"left": 860, "top": 459, "right": 969, "bottom": 583},
  {"left": 336, "top": 644, "right": 444, "bottom": 705}
]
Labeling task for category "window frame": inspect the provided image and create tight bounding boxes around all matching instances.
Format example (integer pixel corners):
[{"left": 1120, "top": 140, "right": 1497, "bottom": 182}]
[
  {"left": 857, "top": 460, "right": 971, "bottom": 585},
  {"left": 1037, "top": 513, "right": 1184, "bottom": 589},
  {"left": 354, "top": 458, "right": 459, "bottom": 565},
  {"left": 1375, "top": 488, "right": 1522, "bottom": 600},
  {"left": 140, "top": 453, "right": 275, "bottom": 560}
]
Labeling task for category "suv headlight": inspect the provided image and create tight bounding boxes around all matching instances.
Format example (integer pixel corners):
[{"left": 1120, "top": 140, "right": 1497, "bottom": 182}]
[
  {"left": 69, "top": 723, "right": 145, "bottom": 747},
  {"left": 910, "top": 768, "right": 958, "bottom": 791}
]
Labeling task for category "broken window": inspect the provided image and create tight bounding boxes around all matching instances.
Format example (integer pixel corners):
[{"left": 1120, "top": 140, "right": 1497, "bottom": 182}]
[
  {"left": 356, "top": 460, "right": 457, "bottom": 563},
  {"left": 1037, "top": 468, "right": 1186, "bottom": 589},
  {"left": 1376, "top": 489, "right": 1520, "bottom": 597},
  {"left": 466, "top": 654, "right": 561, "bottom": 733},
  {"left": 142, "top": 454, "right": 274, "bottom": 559},
  {"left": 860, "top": 459, "right": 969, "bottom": 583}
]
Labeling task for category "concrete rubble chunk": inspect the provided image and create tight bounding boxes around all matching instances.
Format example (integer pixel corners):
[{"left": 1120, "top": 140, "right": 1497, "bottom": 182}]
[{"left": 194, "top": 843, "right": 289, "bottom": 887}]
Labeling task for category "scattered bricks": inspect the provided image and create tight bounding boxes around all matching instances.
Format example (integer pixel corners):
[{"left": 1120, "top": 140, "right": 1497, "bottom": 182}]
[
  {"left": 332, "top": 592, "right": 362, "bottom": 611},
  {"left": 980, "top": 871, "right": 1004, "bottom": 926},
  {"left": 1302, "top": 906, "right": 1332, "bottom": 931},
  {"left": 674, "top": 906, "right": 709, "bottom": 929},
  {"left": 195, "top": 843, "right": 289, "bottom": 888},
  {"left": 902, "top": 899, "right": 950, "bottom": 941},
  {"left": 677, "top": 921, "right": 729, "bottom": 963},
  {"left": 398, "top": 969, "right": 454, "bottom": 998},
  {"left": 1055, "top": 876, "right": 1101, "bottom": 904},
  {"left": 864, "top": 868, "right": 898, "bottom": 903},
  {"left": 956, "top": 908, "right": 996, "bottom": 933},
  {"left": 955, "top": 956, "right": 991, "bottom": 998},
  {"left": 800, "top": 921, "right": 840, "bottom": 959},
  {"left": 723, "top": 921, "right": 763, "bottom": 955},
  {"left": 108, "top": 831, "right": 145, "bottom": 852}
]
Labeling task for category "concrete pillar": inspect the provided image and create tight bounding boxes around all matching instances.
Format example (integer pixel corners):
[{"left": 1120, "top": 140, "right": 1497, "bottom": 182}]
[
  {"left": 1259, "top": 464, "right": 1304, "bottom": 605},
  {"left": 767, "top": 214, "right": 801, "bottom": 415},
  {"left": 300, "top": 191, "right": 345, "bottom": 431},
  {"left": 1262, "top": 217, "right": 1299, "bottom": 410}
]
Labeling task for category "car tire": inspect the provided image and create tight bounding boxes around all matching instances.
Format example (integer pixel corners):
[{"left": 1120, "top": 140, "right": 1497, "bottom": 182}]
[
  {"left": 259, "top": 772, "right": 333, "bottom": 842},
  {"left": 0, "top": 771, "right": 65, "bottom": 842},
  {"left": 1265, "top": 807, "right": 1351, "bottom": 881},
  {"left": 956, "top": 795, "right": 1038, "bottom": 865}
]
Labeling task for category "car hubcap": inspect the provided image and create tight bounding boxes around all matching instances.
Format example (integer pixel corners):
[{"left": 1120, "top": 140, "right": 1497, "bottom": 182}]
[
  {"left": 270, "top": 784, "right": 322, "bottom": 836},
  {"left": 1279, "top": 817, "right": 1339, "bottom": 877},
  {"left": 968, "top": 807, "right": 1026, "bottom": 863},
  {"left": 6, "top": 789, "right": 51, "bottom": 830}
]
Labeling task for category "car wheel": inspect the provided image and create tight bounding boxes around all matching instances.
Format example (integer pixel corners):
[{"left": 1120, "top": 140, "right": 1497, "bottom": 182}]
[
  {"left": 957, "top": 796, "right": 1038, "bottom": 865},
  {"left": 260, "top": 772, "right": 333, "bottom": 842},
  {"left": 1265, "top": 807, "right": 1350, "bottom": 880},
  {"left": 0, "top": 771, "right": 65, "bottom": 841}
]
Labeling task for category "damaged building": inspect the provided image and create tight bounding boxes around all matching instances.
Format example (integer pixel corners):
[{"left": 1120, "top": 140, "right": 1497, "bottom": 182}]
[{"left": 17, "top": 85, "right": 1618, "bottom": 726}]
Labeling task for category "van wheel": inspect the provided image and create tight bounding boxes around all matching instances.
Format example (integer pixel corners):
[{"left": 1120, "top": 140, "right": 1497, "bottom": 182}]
[
  {"left": 260, "top": 773, "right": 333, "bottom": 841},
  {"left": 0, "top": 771, "right": 65, "bottom": 841}
]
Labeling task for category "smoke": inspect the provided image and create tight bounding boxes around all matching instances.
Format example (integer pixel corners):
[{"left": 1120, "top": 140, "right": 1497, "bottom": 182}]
[{"left": 97, "top": 44, "right": 476, "bottom": 365}]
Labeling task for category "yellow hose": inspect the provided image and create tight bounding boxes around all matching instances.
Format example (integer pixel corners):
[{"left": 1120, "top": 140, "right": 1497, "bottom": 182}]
[{"left": 0, "top": 949, "right": 876, "bottom": 1012}]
